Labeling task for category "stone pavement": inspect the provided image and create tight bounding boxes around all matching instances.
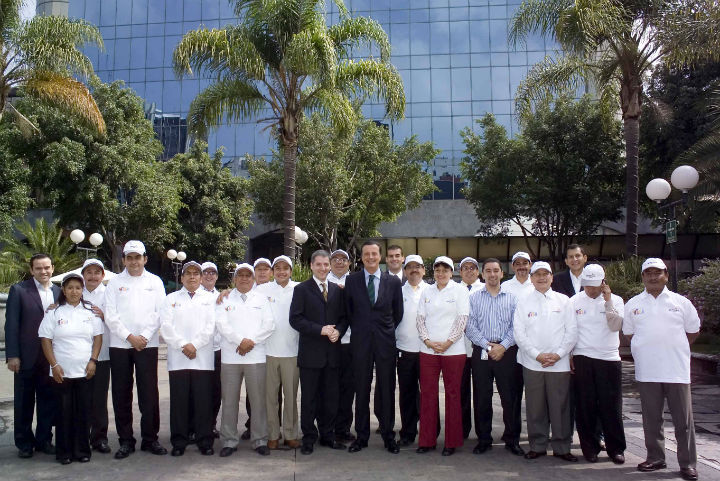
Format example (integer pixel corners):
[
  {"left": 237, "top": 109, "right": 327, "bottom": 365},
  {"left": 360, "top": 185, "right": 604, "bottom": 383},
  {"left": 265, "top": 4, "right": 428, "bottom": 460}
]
[{"left": 1, "top": 354, "right": 719, "bottom": 481}]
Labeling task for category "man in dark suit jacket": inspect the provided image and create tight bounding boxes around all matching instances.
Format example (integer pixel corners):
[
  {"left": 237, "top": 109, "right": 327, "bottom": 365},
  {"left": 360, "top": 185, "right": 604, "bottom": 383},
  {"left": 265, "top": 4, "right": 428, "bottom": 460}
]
[
  {"left": 5, "top": 253, "right": 61, "bottom": 458},
  {"left": 290, "top": 250, "right": 348, "bottom": 454},
  {"left": 552, "top": 243, "right": 588, "bottom": 297},
  {"left": 345, "top": 241, "right": 403, "bottom": 454}
]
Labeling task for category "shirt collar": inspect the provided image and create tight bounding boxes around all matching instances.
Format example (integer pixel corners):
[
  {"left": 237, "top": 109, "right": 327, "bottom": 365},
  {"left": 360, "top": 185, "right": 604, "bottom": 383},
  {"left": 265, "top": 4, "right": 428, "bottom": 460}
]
[
  {"left": 33, "top": 277, "right": 51, "bottom": 291},
  {"left": 364, "top": 267, "right": 381, "bottom": 278}
]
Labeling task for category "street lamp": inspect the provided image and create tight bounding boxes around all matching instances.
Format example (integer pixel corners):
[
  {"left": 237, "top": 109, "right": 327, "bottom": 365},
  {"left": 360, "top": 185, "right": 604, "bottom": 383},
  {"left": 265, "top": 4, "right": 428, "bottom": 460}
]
[
  {"left": 167, "top": 249, "right": 187, "bottom": 291},
  {"left": 70, "top": 229, "right": 103, "bottom": 259},
  {"left": 645, "top": 165, "right": 700, "bottom": 291},
  {"left": 294, "top": 226, "right": 308, "bottom": 261}
]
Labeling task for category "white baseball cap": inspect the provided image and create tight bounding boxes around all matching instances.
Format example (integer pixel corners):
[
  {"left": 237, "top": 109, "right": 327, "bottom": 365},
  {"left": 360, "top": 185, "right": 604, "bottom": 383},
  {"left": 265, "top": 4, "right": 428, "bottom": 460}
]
[
  {"left": 181, "top": 261, "right": 203, "bottom": 274},
  {"left": 271, "top": 255, "right": 293, "bottom": 269},
  {"left": 580, "top": 264, "right": 605, "bottom": 286},
  {"left": 234, "top": 263, "right": 254, "bottom": 276},
  {"left": 253, "top": 258, "right": 271, "bottom": 268},
  {"left": 81, "top": 258, "right": 106, "bottom": 274},
  {"left": 642, "top": 258, "right": 667, "bottom": 273},
  {"left": 403, "top": 254, "right": 424, "bottom": 269},
  {"left": 459, "top": 257, "right": 479, "bottom": 269},
  {"left": 123, "top": 240, "right": 146, "bottom": 255},
  {"left": 530, "top": 261, "right": 552, "bottom": 274},
  {"left": 201, "top": 261, "right": 218, "bottom": 273},
  {"left": 511, "top": 251, "right": 532, "bottom": 264},
  {"left": 330, "top": 249, "right": 349, "bottom": 260},
  {"left": 433, "top": 256, "right": 454, "bottom": 270}
]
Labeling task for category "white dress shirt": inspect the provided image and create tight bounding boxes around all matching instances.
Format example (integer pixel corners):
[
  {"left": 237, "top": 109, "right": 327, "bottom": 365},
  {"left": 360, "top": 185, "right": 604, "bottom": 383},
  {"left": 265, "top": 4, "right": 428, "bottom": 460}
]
[
  {"left": 104, "top": 269, "right": 166, "bottom": 349},
  {"left": 34, "top": 278, "right": 55, "bottom": 312},
  {"left": 501, "top": 276, "right": 534, "bottom": 301},
  {"left": 514, "top": 289, "right": 577, "bottom": 372},
  {"left": 623, "top": 287, "right": 701, "bottom": 384},
  {"left": 571, "top": 291, "right": 624, "bottom": 361},
  {"left": 216, "top": 289, "right": 275, "bottom": 364},
  {"left": 38, "top": 303, "right": 103, "bottom": 378},
  {"left": 327, "top": 271, "right": 351, "bottom": 344},
  {"left": 396, "top": 281, "right": 428, "bottom": 352},
  {"left": 417, "top": 281, "right": 470, "bottom": 356},
  {"left": 256, "top": 280, "right": 299, "bottom": 357},
  {"left": 459, "top": 279, "right": 484, "bottom": 357},
  {"left": 570, "top": 271, "right": 581, "bottom": 296},
  {"left": 159, "top": 288, "right": 216, "bottom": 371},
  {"left": 83, "top": 284, "right": 109, "bottom": 361}
]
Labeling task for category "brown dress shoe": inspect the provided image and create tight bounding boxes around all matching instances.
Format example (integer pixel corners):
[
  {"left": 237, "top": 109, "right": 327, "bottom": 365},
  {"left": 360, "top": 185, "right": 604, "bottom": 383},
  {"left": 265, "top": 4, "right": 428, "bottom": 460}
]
[
  {"left": 284, "top": 439, "right": 301, "bottom": 449},
  {"left": 267, "top": 440, "right": 279, "bottom": 450},
  {"left": 680, "top": 467, "right": 698, "bottom": 481},
  {"left": 637, "top": 460, "right": 667, "bottom": 472}
]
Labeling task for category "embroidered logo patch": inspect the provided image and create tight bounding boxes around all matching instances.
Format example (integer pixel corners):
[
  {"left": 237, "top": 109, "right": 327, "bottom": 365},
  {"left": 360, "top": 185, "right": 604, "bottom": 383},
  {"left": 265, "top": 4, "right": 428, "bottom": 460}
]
[
  {"left": 118, "top": 287, "right": 129, "bottom": 292},
  {"left": 225, "top": 305, "right": 235, "bottom": 312},
  {"left": 527, "top": 312, "right": 538, "bottom": 318},
  {"left": 668, "top": 306, "right": 681, "bottom": 313},
  {"left": 171, "top": 302, "right": 181, "bottom": 308},
  {"left": 57, "top": 318, "right": 68, "bottom": 326},
  {"left": 632, "top": 308, "right": 644, "bottom": 315},
  {"left": 575, "top": 309, "right": 586, "bottom": 315}
]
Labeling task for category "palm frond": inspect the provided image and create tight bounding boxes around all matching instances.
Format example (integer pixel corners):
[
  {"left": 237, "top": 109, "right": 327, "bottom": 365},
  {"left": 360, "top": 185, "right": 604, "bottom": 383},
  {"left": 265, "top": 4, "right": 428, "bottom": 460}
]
[
  {"left": 5, "top": 102, "right": 40, "bottom": 138},
  {"left": 186, "top": 78, "right": 268, "bottom": 137},
  {"left": 328, "top": 16, "right": 391, "bottom": 61},
  {"left": 335, "top": 60, "right": 405, "bottom": 120},
  {"left": 302, "top": 87, "right": 357, "bottom": 135},
  {"left": 285, "top": 25, "right": 337, "bottom": 86},
  {"left": 656, "top": 0, "right": 720, "bottom": 66},
  {"left": 0, "top": 0, "right": 23, "bottom": 41},
  {"left": 509, "top": 0, "right": 574, "bottom": 47}
]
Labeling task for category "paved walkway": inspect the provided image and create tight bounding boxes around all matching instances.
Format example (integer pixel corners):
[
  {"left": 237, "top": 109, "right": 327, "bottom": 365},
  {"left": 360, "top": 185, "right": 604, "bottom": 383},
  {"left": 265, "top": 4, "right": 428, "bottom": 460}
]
[{"left": 1, "top": 353, "right": 719, "bottom": 481}]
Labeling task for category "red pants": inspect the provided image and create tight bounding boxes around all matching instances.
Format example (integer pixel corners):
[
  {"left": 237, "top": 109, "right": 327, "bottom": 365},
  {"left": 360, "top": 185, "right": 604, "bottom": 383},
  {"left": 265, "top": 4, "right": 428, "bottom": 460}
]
[{"left": 419, "top": 352, "right": 465, "bottom": 449}]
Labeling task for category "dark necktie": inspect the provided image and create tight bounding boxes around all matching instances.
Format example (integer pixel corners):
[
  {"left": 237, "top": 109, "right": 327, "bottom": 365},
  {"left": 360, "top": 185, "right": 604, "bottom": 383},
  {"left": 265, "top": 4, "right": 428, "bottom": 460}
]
[
  {"left": 467, "top": 284, "right": 472, "bottom": 291},
  {"left": 321, "top": 282, "right": 328, "bottom": 301},
  {"left": 368, "top": 275, "right": 375, "bottom": 304},
  {"left": 188, "top": 291, "right": 194, "bottom": 298}
]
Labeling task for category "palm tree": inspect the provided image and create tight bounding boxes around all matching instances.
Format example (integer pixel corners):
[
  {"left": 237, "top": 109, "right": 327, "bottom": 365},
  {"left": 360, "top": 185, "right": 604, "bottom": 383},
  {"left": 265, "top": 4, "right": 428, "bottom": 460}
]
[
  {"left": 173, "top": 0, "right": 405, "bottom": 256},
  {"left": 0, "top": 0, "right": 105, "bottom": 135},
  {"left": 509, "top": 0, "right": 720, "bottom": 255}
]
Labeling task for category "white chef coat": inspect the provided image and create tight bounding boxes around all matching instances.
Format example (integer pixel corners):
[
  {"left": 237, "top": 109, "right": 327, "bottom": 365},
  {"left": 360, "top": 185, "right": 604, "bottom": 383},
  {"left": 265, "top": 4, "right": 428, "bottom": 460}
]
[
  {"left": 216, "top": 289, "right": 275, "bottom": 364},
  {"left": 623, "top": 287, "right": 700, "bottom": 384},
  {"left": 104, "top": 269, "right": 166, "bottom": 349},
  {"left": 459, "top": 279, "right": 484, "bottom": 357},
  {"left": 396, "top": 281, "right": 428, "bottom": 352},
  {"left": 501, "top": 276, "right": 534, "bottom": 302},
  {"left": 202, "top": 286, "right": 222, "bottom": 351},
  {"left": 571, "top": 291, "right": 624, "bottom": 361},
  {"left": 417, "top": 281, "right": 470, "bottom": 356},
  {"left": 514, "top": 289, "right": 576, "bottom": 372},
  {"left": 38, "top": 303, "right": 103, "bottom": 379},
  {"left": 159, "top": 288, "right": 216, "bottom": 371},
  {"left": 327, "top": 270, "right": 351, "bottom": 344},
  {"left": 83, "top": 284, "right": 109, "bottom": 361},
  {"left": 256, "top": 280, "right": 299, "bottom": 357}
]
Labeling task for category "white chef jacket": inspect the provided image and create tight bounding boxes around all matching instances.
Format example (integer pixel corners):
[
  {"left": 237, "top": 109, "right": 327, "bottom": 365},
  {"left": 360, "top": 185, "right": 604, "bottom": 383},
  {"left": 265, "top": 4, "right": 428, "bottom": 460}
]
[
  {"left": 104, "top": 269, "right": 166, "bottom": 349},
  {"left": 396, "top": 281, "right": 428, "bottom": 352},
  {"left": 327, "top": 270, "right": 351, "bottom": 344},
  {"left": 501, "top": 276, "right": 534, "bottom": 302},
  {"left": 38, "top": 303, "right": 103, "bottom": 379},
  {"left": 459, "top": 279, "right": 484, "bottom": 357},
  {"left": 202, "top": 286, "right": 222, "bottom": 351},
  {"left": 256, "top": 280, "right": 299, "bottom": 357},
  {"left": 514, "top": 289, "right": 576, "bottom": 372},
  {"left": 417, "top": 281, "right": 470, "bottom": 356},
  {"left": 571, "top": 291, "right": 624, "bottom": 361},
  {"left": 159, "top": 288, "right": 216, "bottom": 371},
  {"left": 623, "top": 287, "right": 700, "bottom": 384},
  {"left": 83, "top": 284, "right": 109, "bottom": 361},
  {"left": 216, "top": 289, "right": 275, "bottom": 364}
]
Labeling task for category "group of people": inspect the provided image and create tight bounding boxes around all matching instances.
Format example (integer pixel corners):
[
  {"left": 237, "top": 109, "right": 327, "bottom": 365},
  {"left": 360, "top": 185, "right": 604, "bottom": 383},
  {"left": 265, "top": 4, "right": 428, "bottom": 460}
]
[{"left": 4, "top": 241, "right": 701, "bottom": 480}]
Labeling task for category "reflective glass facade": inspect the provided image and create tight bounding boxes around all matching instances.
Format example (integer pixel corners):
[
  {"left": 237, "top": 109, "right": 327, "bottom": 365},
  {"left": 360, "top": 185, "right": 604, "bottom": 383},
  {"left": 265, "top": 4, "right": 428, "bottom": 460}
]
[{"left": 68, "top": 0, "right": 555, "bottom": 199}]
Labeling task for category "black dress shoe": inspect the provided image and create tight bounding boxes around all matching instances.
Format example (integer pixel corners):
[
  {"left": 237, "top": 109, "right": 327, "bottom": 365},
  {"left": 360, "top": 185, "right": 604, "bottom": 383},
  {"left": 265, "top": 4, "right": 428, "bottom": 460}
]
[
  {"left": 610, "top": 453, "right": 625, "bottom": 465},
  {"left": 348, "top": 441, "right": 366, "bottom": 453},
  {"left": 505, "top": 443, "right": 525, "bottom": 456},
  {"left": 114, "top": 444, "right": 135, "bottom": 459},
  {"left": 300, "top": 444, "right": 314, "bottom": 455},
  {"left": 554, "top": 452, "right": 578, "bottom": 462},
  {"left": 416, "top": 446, "right": 436, "bottom": 454},
  {"left": 141, "top": 441, "right": 168, "bottom": 455},
  {"left": 219, "top": 447, "right": 236, "bottom": 457},
  {"left": 93, "top": 441, "right": 112, "bottom": 453},
  {"left": 255, "top": 445, "right": 271, "bottom": 456},
  {"left": 37, "top": 442, "right": 56, "bottom": 455},
  {"left": 680, "top": 467, "right": 699, "bottom": 481},
  {"left": 171, "top": 447, "right": 185, "bottom": 456},
  {"left": 18, "top": 448, "right": 33, "bottom": 459},
  {"left": 637, "top": 460, "right": 667, "bottom": 472},
  {"left": 319, "top": 439, "right": 347, "bottom": 450},
  {"left": 200, "top": 447, "right": 214, "bottom": 456},
  {"left": 78, "top": 456, "right": 90, "bottom": 463},
  {"left": 398, "top": 437, "right": 414, "bottom": 447},
  {"left": 524, "top": 450, "right": 547, "bottom": 459},
  {"left": 441, "top": 447, "right": 455, "bottom": 456},
  {"left": 385, "top": 439, "right": 400, "bottom": 454},
  {"left": 336, "top": 431, "right": 356, "bottom": 443},
  {"left": 59, "top": 457, "right": 72, "bottom": 465},
  {"left": 188, "top": 433, "right": 197, "bottom": 444},
  {"left": 240, "top": 429, "right": 251, "bottom": 440},
  {"left": 473, "top": 443, "right": 491, "bottom": 454},
  {"left": 584, "top": 453, "right": 599, "bottom": 463}
]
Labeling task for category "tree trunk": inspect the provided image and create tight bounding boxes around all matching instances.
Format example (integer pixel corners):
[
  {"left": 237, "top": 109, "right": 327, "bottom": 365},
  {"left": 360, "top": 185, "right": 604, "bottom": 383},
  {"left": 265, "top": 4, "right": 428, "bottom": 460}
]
[
  {"left": 624, "top": 116, "right": 640, "bottom": 256},
  {"left": 282, "top": 139, "right": 298, "bottom": 257}
]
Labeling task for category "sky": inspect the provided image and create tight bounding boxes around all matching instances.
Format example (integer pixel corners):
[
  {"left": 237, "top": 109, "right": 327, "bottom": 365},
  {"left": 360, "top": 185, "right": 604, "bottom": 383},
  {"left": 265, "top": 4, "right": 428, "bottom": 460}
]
[{"left": 21, "top": 0, "right": 36, "bottom": 20}]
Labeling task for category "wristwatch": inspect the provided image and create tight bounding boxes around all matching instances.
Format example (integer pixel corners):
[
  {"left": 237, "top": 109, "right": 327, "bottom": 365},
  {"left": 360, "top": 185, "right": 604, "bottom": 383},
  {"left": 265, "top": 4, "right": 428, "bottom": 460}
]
[{"left": 89, "top": 358, "right": 98, "bottom": 363}]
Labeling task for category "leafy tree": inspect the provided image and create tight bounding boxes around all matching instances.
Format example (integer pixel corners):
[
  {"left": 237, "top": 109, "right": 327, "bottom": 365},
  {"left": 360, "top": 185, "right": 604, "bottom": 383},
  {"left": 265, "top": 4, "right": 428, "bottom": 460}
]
[
  {"left": 248, "top": 113, "right": 436, "bottom": 258},
  {"left": 461, "top": 95, "right": 625, "bottom": 267},
  {"left": 509, "top": 0, "right": 720, "bottom": 256},
  {"left": 173, "top": 0, "right": 405, "bottom": 257},
  {"left": 161, "top": 141, "right": 253, "bottom": 271},
  {"left": 680, "top": 259, "right": 720, "bottom": 334},
  {"left": 0, "top": 123, "right": 29, "bottom": 237},
  {"left": 6, "top": 79, "right": 180, "bottom": 271},
  {"left": 0, "top": 0, "right": 105, "bottom": 134}
]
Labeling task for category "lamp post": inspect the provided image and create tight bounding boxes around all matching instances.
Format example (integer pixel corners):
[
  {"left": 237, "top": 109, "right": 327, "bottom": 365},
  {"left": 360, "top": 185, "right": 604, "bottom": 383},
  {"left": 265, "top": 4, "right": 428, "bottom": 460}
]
[
  {"left": 294, "top": 226, "right": 308, "bottom": 262},
  {"left": 645, "top": 165, "right": 700, "bottom": 292},
  {"left": 70, "top": 229, "right": 103, "bottom": 259},
  {"left": 167, "top": 249, "right": 187, "bottom": 291}
]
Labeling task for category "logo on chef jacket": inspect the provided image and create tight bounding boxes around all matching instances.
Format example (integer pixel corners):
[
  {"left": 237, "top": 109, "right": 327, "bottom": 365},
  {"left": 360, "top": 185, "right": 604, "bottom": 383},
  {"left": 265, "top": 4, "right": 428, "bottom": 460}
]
[
  {"left": 57, "top": 318, "right": 68, "bottom": 326},
  {"left": 551, "top": 308, "right": 562, "bottom": 313},
  {"left": 225, "top": 305, "right": 236, "bottom": 312},
  {"left": 403, "top": 297, "right": 408, "bottom": 303},
  {"left": 171, "top": 302, "right": 181, "bottom": 308},
  {"left": 446, "top": 298, "right": 456, "bottom": 303},
  {"left": 118, "top": 286, "right": 129, "bottom": 292},
  {"left": 267, "top": 297, "right": 275, "bottom": 303},
  {"left": 424, "top": 298, "right": 431, "bottom": 303},
  {"left": 668, "top": 306, "right": 681, "bottom": 313},
  {"left": 575, "top": 309, "right": 586, "bottom": 315},
  {"left": 527, "top": 312, "right": 538, "bottom": 318},
  {"left": 632, "top": 308, "right": 644, "bottom": 315}
]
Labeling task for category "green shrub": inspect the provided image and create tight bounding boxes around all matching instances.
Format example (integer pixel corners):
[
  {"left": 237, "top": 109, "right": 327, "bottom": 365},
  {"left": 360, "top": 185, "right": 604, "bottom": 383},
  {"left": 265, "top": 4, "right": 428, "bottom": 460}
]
[
  {"left": 679, "top": 259, "right": 720, "bottom": 335},
  {"left": 604, "top": 256, "right": 646, "bottom": 302},
  {"left": 0, "top": 264, "right": 22, "bottom": 292},
  {"left": 292, "top": 262, "right": 312, "bottom": 282}
]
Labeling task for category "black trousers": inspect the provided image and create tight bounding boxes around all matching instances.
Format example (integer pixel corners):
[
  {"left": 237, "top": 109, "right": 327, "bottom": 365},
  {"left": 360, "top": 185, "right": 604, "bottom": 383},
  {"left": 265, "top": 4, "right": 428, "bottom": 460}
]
[
  {"left": 109, "top": 347, "right": 160, "bottom": 447},
  {"left": 471, "top": 345, "right": 524, "bottom": 445},
  {"left": 53, "top": 377, "right": 91, "bottom": 460},
  {"left": 573, "top": 355, "right": 626, "bottom": 456},
  {"left": 299, "top": 365, "right": 339, "bottom": 444},
  {"left": 354, "top": 347, "right": 396, "bottom": 444},
  {"left": 397, "top": 349, "right": 420, "bottom": 441},
  {"left": 89, "top": 360, "right": 111, "bottom": 446},
  {"left": 13, "top": 360, "right": 56, "bottom": 451},
  {"left": 190, "top": 350, "right": 222, "bottom": 433},
  {"left": 461, "top": 357, "right": 473, "bottom": 438},
  {"left": 335, "top": 343, "right": 355, "bottom": 435},
  {"left": 169, "top": 369, "right": 214, "bottom": 450}
]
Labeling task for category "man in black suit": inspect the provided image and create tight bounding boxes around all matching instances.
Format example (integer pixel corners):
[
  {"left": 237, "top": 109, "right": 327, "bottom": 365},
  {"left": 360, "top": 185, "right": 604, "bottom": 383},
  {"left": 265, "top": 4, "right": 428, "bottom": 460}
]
[
  {"left": 5, "top": 253, "right": 60, "bottom": 458},
  {"left": 551, "top": 243, "right": 587, "bottom": 297},
  {"left": 345, "top": 241, "right": 403, "bottom": 454},
  {"left": 385, "top": 245, "right": 406, "bottom": 285},
  {"left": 289, "top": 250, "right": 348, "bottom": 454}
]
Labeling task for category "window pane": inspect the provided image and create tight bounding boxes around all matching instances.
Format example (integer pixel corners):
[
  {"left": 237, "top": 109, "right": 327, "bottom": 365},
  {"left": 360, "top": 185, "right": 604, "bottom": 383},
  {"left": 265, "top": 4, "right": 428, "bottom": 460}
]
[
  {"left": 451, "top": 68, "right": 471, "bottom": 101},
  {"left": 430, "top": 21, "right": 449, "bottom": 54},
  {"left": 471, "top": 68, "right": 492, "bottom": 100},
  {"left": 449, "top": 21, "right": 469, "bottom": 54},
  {"left": 132, "top": 0, "right": 148, "bottom": 24},
  {"left": 130, "top": 37, "right": 146, "bottom": 69},
  {"left": 166, "top": 0, "right": 182, "bottom": 23},
  {"left": 490, "top": 20, "right": 507, "bottom": 52},
  {"left": 431, "top": 69, "right": 450, "bottom": 102},
  {"left": 391, "top": 22, "right": 410, "bottom": 55},
  {"left": 411, "top": 70, "right": 430, "bottom": 102},
  {"left": 100, "top": 0, "right": 116, "bottom": 26},
  {"left": 184, "top": 0, "right": 202, "bottom": 21},
  {"left": 470, "top": 20, "right": 489, "bottom": 52},
  {"left": 491, "top": 66, "right": 510, "bottom": 100},
  {"left": 410, "top": 22, "right": 429, "bottom": 55}
]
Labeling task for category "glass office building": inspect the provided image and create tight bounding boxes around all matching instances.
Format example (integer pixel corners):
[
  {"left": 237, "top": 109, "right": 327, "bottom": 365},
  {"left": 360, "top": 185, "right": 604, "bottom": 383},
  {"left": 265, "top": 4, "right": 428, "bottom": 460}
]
[{"left": 65, "top": 0, "right": 554, "bottom": 199}]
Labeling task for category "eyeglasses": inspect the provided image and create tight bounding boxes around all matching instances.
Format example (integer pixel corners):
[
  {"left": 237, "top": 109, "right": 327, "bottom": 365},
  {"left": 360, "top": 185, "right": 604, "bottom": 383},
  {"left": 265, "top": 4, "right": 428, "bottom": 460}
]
[
  {"left": 331, "top": 257, "right": 349, "bottom": 263},
  {"left": 202, "top": 271, "right": 218, "bottom": 276}
]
